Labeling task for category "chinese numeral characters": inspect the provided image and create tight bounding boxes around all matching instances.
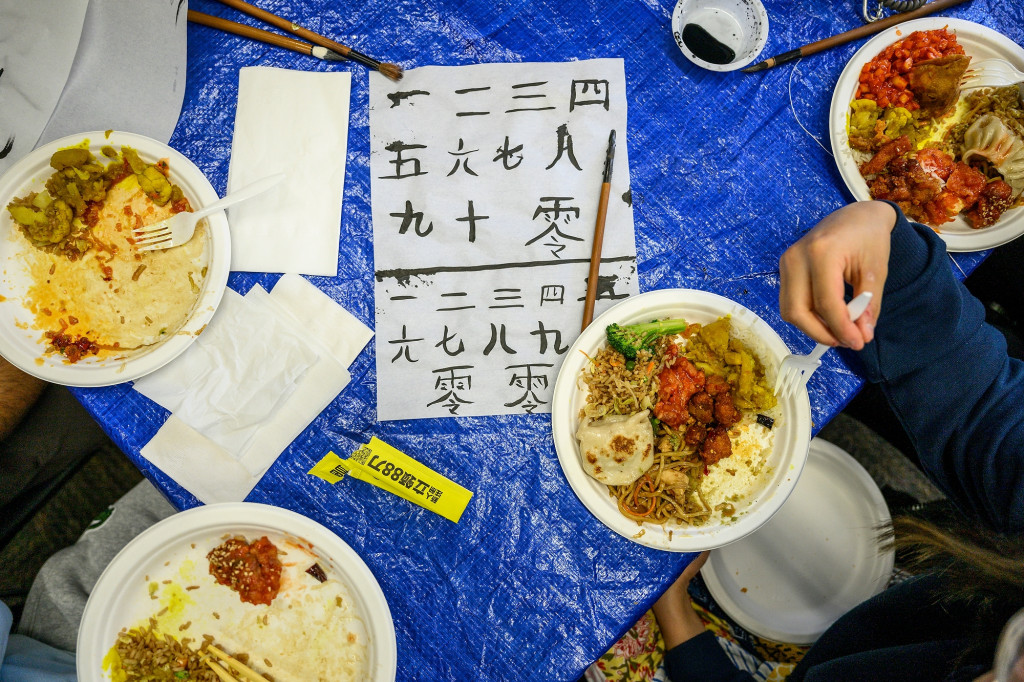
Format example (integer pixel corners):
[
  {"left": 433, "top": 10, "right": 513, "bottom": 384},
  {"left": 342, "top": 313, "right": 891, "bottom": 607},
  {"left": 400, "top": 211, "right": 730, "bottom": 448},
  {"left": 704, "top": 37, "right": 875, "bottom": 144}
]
[
  {"left": 381, "top": 79, "right": 612, "bottom": 258},
  {"left": 387, "top": 277, "right": 631, "bottom": 415}
]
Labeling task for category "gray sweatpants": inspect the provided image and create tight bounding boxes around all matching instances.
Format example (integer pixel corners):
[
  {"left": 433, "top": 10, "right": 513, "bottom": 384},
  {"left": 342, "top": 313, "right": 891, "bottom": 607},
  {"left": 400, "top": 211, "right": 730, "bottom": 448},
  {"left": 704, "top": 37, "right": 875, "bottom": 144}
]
[{"left": 17, "top": 479, "right": 177, "bottom": 651}]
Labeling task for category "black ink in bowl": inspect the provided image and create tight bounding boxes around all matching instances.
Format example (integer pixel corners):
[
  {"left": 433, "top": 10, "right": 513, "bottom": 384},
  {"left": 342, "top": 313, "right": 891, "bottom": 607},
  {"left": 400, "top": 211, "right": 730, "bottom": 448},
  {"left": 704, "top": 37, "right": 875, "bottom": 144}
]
[{"left": 682, "top": 23, "right": 736, "bottom": 65}]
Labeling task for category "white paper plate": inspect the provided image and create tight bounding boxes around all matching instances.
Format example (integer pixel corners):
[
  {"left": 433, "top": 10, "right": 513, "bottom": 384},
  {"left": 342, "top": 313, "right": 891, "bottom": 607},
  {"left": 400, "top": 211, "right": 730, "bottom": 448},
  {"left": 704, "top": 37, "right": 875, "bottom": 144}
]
[
  {"left": 77, "top": 502, "right": 397, "bottom": 681},
  {"left": 550, "top": 289, "right": 812, "bottom": 552},
  {"left": 702, "top": 438, "right": 894, "bottom": 644},
  {"left": 829, "top": 18, "right": 1024, "bottom": 252},
  {"left": 0, "top": 131, "right": 230, "bottom": 386}
]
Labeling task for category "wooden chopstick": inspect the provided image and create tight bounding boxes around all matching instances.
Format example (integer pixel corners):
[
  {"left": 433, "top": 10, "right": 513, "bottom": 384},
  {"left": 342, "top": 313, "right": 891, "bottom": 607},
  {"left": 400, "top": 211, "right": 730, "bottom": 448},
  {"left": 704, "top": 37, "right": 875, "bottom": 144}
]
[
  {"left": 742, "top": 0, "right": 971, "bottom": 72},
  {"left": 205, "top": 658, "right": 242, "bottom": 682},
  {"left": 581, "top": 130, "right": 617, "bottom": 332},
  {"left": 206, "top": 645, "right": 269, "bottom": 682},
  {"left": 212, "top": 0, "right": 402, "bottom": 80},
  {"left": 188, "top": 10, "right": 347, "bottom": 63}
]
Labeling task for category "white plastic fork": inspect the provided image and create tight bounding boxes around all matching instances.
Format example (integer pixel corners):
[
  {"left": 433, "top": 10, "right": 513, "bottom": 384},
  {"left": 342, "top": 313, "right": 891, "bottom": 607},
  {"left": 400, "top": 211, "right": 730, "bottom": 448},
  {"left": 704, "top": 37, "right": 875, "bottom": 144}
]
[
  {"left": 132, "top": 173, "right": 286, "bottom": 252},
  {"left": 773, "top": 291, "right": 874, "bottom": 400},
  {"left": 961, "top": 58, "right": 1024, "bottom": 91}
]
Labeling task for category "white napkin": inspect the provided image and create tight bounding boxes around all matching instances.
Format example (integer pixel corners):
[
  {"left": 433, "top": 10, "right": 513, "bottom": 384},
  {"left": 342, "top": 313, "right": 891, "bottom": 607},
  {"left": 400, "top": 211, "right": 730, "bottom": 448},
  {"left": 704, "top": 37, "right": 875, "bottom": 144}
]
[
  {"left": 136, "top": 276, "right": 373, "bottom": 504},
  {"left": 226, "top": 67, "right": 352, "bottom": 276},
  {"left": 0, "top": 0, "right": 88, "bottom": 173},
  {"left": 135, "top": 287, "right": 318, "bottom": 454},
  {"left": 37, "top": 0, "right": 187, "bottom": 147}
]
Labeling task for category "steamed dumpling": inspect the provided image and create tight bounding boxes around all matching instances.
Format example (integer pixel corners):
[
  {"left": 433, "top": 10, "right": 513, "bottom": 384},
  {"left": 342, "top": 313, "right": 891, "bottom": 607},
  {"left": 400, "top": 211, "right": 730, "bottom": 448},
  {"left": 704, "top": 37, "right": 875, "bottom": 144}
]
[
  {"left": 962, "top": 113, "right": 1024, "bottom": 196},
  {"left": 576, "top": 410, "right": 654, "bottom": 485}
]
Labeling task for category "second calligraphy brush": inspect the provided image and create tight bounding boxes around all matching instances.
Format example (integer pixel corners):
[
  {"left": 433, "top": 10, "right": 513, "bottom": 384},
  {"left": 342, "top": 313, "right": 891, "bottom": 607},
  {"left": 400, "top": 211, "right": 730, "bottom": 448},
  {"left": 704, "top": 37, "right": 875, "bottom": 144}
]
[
  {"left": 213, "top": 0, "right": 403, "bottom": 81},
  {"left": 742, "top": 0, "right": 970, "bottom": 73},
  {"left": 188, "top": 10, "right": 347, "bottom": 62},
  {"left": 581, "top": 130, "right": 617, "bottom": 332}
]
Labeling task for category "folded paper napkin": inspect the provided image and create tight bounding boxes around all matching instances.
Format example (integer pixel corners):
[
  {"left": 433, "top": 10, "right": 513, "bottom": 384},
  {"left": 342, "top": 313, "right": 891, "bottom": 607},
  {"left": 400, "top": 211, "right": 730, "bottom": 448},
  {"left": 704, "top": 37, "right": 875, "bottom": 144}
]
[
  {"left": 134, "top": 275, "right": 373, "bottom": 504},
  {"left": 226, "top": 66, "right": 352, "bottom": 276}
]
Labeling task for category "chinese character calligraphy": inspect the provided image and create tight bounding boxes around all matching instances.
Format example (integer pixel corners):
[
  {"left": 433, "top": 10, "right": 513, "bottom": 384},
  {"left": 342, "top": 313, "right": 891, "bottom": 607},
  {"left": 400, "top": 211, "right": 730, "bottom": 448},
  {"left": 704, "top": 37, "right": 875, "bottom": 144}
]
[{"left": 370, "top": 59, "right": 638, "bottom": 420}]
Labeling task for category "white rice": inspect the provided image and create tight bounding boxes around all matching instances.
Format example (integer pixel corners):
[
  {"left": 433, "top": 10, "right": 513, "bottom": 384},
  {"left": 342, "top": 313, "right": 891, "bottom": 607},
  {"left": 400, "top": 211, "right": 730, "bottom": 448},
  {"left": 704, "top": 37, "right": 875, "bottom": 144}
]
[{"left": 701, "top": 412, "right": 776, "bottom": 513}]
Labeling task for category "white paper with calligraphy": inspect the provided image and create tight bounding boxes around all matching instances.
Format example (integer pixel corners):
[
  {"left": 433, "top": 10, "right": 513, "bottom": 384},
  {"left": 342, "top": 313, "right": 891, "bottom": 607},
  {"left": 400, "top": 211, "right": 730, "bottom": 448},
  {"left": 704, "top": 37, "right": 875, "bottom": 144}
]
[{"left": 369, "top": 59, "right": 638, "bottom": 420}]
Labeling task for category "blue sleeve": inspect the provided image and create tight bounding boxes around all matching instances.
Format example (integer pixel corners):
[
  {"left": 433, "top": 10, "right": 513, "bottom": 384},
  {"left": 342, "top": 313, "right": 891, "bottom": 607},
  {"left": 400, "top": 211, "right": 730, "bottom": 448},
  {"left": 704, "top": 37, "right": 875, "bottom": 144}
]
[
  {"left": 664, "top": 631, "right": 755, "bottom": 681},
  {"left": 0, "top": 601, "right": 76, "bottom": 682},
  {"left": 855, "top": 206, "right": 1024, "bottom": 532}
]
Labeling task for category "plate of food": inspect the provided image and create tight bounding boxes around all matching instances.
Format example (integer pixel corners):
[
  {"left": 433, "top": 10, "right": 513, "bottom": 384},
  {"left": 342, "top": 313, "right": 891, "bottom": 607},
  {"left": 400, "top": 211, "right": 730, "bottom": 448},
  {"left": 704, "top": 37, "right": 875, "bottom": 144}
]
[
  {"left": 77, "top": 502, "right": 397, "bottom": 681},
  {"left": 0, "top": 130, "right": 230, "bottom": 386},
  {"left": 829, "top": 18, "right": 1024, "bottom": 252},
  {"left": 701, "top": 438, "right": 894, "bottom": 644},
  {"left": 550, "top": 289, "right": 812, "bottom": 552}
]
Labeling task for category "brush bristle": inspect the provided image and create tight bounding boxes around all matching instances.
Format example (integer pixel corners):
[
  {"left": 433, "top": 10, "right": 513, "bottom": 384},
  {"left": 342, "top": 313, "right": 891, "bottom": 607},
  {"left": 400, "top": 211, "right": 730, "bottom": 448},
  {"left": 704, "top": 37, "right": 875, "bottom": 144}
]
[{"left": 378, "top": 62, "right": 404, "bottom": 81}]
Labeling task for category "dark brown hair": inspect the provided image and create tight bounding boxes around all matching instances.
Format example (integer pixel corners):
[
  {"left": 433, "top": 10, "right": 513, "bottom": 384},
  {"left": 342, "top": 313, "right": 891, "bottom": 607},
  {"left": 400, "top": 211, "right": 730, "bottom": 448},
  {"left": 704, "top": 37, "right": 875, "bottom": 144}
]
[{"left": 886, "top": 515, "right": 1024, "bottom": 663}]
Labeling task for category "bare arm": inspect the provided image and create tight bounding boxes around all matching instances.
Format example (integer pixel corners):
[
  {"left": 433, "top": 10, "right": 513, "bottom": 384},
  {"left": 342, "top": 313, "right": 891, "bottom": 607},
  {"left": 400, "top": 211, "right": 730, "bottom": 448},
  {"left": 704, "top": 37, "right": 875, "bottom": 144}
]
[{"left": 0, "top": 357, "right": 46, "bottom": 441}]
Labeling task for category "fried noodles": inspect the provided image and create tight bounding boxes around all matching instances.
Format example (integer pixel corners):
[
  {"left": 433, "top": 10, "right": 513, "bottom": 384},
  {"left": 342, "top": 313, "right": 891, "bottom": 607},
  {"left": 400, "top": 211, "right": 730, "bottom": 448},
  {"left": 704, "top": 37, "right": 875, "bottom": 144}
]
[{"left": 579, "top": 321, "right": 776, "bottom": 527}]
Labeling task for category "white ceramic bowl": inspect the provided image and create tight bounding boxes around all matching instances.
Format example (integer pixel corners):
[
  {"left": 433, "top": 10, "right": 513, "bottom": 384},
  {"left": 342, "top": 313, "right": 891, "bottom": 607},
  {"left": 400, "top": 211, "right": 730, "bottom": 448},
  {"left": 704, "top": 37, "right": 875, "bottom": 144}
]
[
  {"left": 671, "top": 0, "right": 770, "bottom": 72},
  {"left": 551, "top": 289, "right": 812, "bottom": 552},
  {"left": 0, "top": 131, "right": 230, "bottom": 386}
]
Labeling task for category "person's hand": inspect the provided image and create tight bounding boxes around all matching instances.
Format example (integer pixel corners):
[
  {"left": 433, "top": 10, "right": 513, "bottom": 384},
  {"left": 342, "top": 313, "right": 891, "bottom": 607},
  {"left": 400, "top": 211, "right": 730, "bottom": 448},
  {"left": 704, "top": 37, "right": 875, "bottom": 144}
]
[
  {"left": 652, "top": 551, "right": 710, "bottom": 649},
  {"left": 779, "top": 201, "right": 898, "bottom": 350}
]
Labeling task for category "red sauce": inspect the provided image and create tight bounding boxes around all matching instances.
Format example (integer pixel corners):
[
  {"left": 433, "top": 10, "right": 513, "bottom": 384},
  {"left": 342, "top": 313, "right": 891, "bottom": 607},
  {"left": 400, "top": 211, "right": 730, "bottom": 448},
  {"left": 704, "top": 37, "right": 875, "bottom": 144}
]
[
  {"left": 45, "top": 331, "right": 100, "bottom": 363},
  {"left": 207, "top": 536, "right": 282, "bottom": 605},
  {"left": 171, "top": 197, "right": 192, "bottom": 214},
  {"left": 856, "top": 28, "right": 964, "bottom": 110},
  {"left": 653, "top": 348, "right": 705, "bottom": 428}
]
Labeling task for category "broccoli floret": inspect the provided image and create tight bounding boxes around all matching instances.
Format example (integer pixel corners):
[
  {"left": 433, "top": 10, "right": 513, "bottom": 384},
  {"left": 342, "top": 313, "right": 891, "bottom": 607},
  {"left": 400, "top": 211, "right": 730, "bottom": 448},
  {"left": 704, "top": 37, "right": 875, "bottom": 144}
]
[{"left": 605, "top": 318, "right": 689, "bottom": 359}]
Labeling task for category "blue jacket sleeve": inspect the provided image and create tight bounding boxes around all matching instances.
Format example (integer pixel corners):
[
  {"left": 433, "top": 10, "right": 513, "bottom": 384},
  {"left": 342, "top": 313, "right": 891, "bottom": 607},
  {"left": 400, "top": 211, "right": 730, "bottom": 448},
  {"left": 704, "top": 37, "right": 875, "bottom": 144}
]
[
  {"left": 664, "top": 631, "right": 755, "bottom": 681},
  {"left": 856, "top": 206, "right": 1024, "bottom": 532}
]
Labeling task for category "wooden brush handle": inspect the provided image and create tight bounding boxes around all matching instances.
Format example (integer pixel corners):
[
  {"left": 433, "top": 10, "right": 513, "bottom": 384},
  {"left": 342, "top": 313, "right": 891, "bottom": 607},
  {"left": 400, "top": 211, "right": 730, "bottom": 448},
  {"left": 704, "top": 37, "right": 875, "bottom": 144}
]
[
  {"left": 581, "top": 182, "right": 611, "bottom": 331},
  {"left": 801, "top": 0, "right": 971, "bottom": 57},
  {"left": 188, "top": 10, "right": 313, "bottom": 56},
  {"left": 213, "top": 0, "right": 356, "bottom": 59}
]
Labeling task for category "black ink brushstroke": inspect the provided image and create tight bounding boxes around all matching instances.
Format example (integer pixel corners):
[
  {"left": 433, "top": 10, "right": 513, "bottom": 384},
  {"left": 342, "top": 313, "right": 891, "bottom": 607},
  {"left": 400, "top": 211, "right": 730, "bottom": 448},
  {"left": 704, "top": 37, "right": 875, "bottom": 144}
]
[
  {"left": 176, "top": 0, "right": 186, "bottom": 23},
  {"left": 0, "top": 65, "right": 8, "bottom": 158},
  {"left": 374, "top": 255, "right": 636, "bottom": 282}
]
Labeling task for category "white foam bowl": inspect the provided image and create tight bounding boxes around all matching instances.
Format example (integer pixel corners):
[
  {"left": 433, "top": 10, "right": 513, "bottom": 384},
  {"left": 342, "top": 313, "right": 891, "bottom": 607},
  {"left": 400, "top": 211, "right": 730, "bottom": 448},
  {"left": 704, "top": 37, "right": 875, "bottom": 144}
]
[
  {"left": 671, "top": 0, "right": 770, "bottom": 72},
  {"left": 551, "top": 289, "right": 812, "bottom": 552}
]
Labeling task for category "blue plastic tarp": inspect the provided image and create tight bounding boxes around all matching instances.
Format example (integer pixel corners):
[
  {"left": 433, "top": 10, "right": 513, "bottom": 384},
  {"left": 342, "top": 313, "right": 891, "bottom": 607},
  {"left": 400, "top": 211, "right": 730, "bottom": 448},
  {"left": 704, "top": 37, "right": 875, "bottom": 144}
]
[{"left": 72, "top": 1, "right": 1024, "bottom": 679}]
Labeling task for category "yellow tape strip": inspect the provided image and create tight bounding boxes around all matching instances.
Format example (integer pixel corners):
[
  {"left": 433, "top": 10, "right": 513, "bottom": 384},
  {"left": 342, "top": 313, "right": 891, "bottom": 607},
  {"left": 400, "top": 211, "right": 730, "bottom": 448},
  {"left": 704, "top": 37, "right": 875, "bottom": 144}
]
[{"left": 308, "top": 437, "right": 473, "bottom": 523}]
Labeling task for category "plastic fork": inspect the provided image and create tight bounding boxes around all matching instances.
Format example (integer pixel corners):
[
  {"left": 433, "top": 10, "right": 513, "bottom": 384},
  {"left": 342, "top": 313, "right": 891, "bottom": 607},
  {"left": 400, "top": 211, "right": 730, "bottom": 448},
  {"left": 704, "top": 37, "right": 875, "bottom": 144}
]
[
  {"left": 133, "top": 173, "right": 285, "bottom": 252},
  {"left": 773, "top": 291, "right": 873, "bottom": 400},
  {"left": 961, "top": 58, "right": 1024, "bottom": 91}
]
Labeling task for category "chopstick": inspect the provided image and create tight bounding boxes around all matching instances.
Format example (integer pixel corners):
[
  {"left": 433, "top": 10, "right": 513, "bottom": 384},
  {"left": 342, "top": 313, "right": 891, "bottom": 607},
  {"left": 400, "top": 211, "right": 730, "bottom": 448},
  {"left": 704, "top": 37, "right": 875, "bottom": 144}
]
[
  {"left": 204, "top": 645, "right": 270, "bottom": 682},
  {"left": 212, "top": 0, "right": 403, "bottom": 80},
  {"left": 205, "top": 659, "right": 242, "bottom": 682},
  {"left": 581, "top": 130, "right": 617, "bottom": 332},
  {"left": 742, "top": 0, "right": 971, "bottom": 73},
  {"left": 188, "top": 10, "right": 347, "bottom": 63}
]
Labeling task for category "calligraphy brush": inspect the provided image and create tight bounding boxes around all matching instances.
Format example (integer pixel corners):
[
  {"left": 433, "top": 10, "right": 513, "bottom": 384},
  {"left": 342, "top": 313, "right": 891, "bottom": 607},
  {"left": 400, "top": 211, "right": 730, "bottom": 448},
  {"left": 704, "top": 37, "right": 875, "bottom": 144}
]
[
  {"left": 581, "top": 129, "right": 616, "bottom": 332},
  {"left": 188, "top": 10, "right": 348, "bottom": 62},
  {"left": 212, "top": 0, "right": 403, "bottom": 81},
  {"left": 742, "top": 0, "right": 971, "bottom": 73}
]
